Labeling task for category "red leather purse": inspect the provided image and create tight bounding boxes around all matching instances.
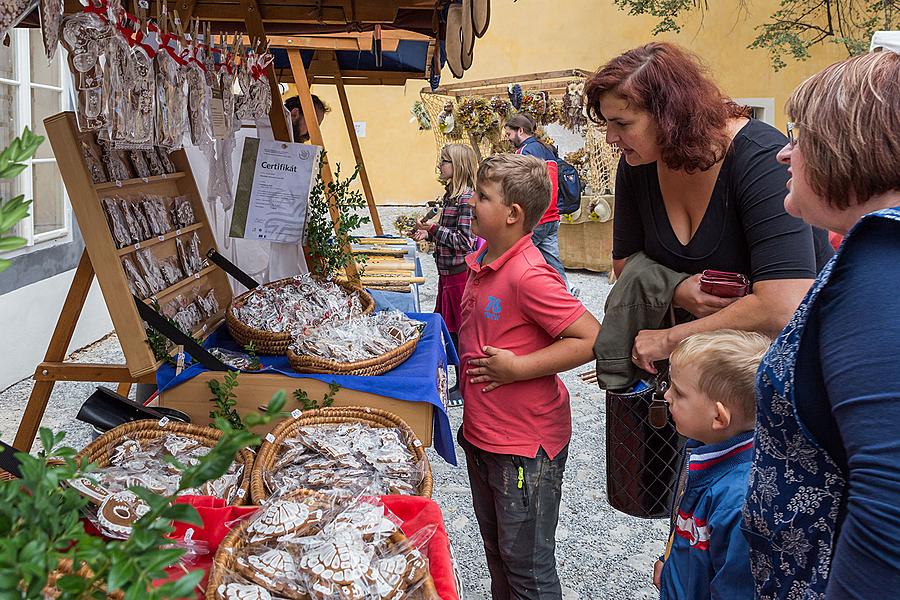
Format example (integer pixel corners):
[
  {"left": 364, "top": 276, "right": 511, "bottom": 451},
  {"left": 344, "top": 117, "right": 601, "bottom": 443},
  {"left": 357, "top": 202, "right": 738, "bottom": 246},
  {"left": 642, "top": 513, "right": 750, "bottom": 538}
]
[{"left": 699, "top": 270, "right": 750, "bottom": 298}]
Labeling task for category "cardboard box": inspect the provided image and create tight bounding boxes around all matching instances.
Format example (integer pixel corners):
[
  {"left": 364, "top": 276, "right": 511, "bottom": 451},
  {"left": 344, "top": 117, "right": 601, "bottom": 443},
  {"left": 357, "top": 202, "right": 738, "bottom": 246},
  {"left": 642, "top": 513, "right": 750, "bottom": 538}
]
[{"left": 158, "top": 371, "right": 434, "bottom": 446}]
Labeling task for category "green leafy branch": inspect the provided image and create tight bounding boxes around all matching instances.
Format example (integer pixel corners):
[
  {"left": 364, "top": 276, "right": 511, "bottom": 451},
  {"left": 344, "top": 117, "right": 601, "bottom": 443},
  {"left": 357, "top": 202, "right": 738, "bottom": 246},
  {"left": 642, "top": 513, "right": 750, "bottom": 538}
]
[
  {"left": 208, "top": 370, "right": 243, "bottom": 431},
  {"left": 292, "top": 381, "right": 339, "bottom": 411},
  {"left": 0, "top": 392, "right": 287, "bottom": 598},
  {"left": 305, "top": 158, "right": 370, "bottom": 279},
  {"left": 0, "top": 127, "right": 44, "bottom": 272}
]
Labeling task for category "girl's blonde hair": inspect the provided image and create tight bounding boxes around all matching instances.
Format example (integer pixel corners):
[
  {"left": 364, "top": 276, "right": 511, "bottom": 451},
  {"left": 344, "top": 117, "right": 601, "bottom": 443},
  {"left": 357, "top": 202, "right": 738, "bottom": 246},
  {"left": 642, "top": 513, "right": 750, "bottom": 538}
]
[{"left": 440, "top": 144, "right": 478, "bottom": 199}]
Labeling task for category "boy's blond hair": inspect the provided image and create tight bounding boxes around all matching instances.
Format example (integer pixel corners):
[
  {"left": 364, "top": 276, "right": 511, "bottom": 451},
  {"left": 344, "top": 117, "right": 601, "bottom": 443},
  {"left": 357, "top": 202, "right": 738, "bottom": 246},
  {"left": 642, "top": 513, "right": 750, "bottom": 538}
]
[
  {"left": 476, "top": 154, "right": 551, "bottom": 231},
  {"left": 669, "top": 329, "right": 771, "bottom": 423},
  {"left": 440, "top": 143, "right": 478, "bottom": 199}
]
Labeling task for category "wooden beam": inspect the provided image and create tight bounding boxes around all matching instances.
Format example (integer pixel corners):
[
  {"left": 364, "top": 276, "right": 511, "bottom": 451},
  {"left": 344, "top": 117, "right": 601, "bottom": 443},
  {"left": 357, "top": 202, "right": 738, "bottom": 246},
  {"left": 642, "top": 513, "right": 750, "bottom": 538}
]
[
  {"left": 331, "top": 53, "right": 383, "bottom": 235},
  {"left": 287, "top": 48, "right": 360, "bottom": 281},
  {"left": 14, "top": 252, "right": 93, "bottom": 450},
  {"left": 192, "top": 4, "right": 348, "bottom": 24},
  {"left": 33, "top": 363, "right": 157, "bottom": 383},
  {"left": 428, "top": 69, "right": 593, "bottom": 94},
  {"left": 437, "top": 79, "right": 579, "bottom": 98},
  {"left": 240, "top": 0, "right": 291, "bottom": 142}
]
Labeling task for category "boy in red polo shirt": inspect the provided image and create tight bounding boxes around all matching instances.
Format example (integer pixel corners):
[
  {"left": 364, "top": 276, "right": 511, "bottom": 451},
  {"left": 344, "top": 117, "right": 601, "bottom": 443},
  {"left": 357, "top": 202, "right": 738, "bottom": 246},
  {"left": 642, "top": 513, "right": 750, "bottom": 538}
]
[{"left": 458, "top": 154, "right": 600, "bottom": 599}]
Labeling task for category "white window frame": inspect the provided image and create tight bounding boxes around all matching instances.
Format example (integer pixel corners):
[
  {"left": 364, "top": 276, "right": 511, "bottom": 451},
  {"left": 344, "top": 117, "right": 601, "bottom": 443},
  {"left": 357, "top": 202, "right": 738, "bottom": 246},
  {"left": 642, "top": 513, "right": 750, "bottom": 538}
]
[
  {"left": 0, "top": 28, "right": 72, "bottom": 254},
  {"left": 734, "top": 97, "right": 775, "bottom": 126}
]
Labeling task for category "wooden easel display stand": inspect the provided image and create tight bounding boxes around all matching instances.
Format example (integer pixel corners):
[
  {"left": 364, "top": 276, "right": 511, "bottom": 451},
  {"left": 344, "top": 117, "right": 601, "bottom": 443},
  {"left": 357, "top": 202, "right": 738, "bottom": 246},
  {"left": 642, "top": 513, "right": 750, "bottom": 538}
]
[{"left": 15, "top": 112, "right": 234, "bottom": 451}]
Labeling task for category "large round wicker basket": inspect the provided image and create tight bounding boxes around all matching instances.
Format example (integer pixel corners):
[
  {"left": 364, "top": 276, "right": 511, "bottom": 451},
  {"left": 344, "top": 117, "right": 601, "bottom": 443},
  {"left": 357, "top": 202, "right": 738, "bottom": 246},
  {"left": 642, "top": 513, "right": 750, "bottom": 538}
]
[
  {"left": 74, "top": 419, "right": 255, "bottom": 506},
  {"left": 205, "top": 488, "right": 439, "bottom": 600},
  {"left": 250, "top": 407, "right": 432, "bottom": 504},
  {"left": 226, "top": 276, "right": 375, "bottom": 355},
  {"left": 286, "top": 329, "right": 421, "bottom": 376}
]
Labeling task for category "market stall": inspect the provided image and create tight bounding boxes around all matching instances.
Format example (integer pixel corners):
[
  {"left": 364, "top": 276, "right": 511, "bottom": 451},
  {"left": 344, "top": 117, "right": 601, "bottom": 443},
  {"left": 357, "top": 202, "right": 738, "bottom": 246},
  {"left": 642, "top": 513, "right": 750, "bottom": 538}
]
[{"left": 0, "top": 0, "right": 498, "bottom": 597}]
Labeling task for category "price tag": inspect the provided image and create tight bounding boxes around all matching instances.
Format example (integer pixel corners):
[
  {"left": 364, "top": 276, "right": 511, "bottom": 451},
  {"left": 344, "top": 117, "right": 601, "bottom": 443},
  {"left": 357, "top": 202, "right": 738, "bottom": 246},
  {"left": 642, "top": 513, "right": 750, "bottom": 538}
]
[
  {"left": 158, "top": 235, "right": 165, "bottom": 241},
  {"left": 265, "top": 433, "right": 276, "bottom": 443},
  {"left": 139, "top": 0, "right": 149, "bottom": 8},
  {"left": 134, "top": 242, "right": 141, "bottom": 249},
  {"left": 236, "top": 488, "right": 246, "bottom": 498},
  {"left": 158, "top": 416, "right": 170, "bottom": 427},
  {"left": 291, "top": 409, "right": 302, "bottom": 418},
  {"left": 194, "top": 273, "right": 200, "bottom": 279},
  {"left": 413, "top": 439, "right": 423, "bottom": 448},
  {"left": 175, "top": 229, "right": 182, "bottom": 236}
]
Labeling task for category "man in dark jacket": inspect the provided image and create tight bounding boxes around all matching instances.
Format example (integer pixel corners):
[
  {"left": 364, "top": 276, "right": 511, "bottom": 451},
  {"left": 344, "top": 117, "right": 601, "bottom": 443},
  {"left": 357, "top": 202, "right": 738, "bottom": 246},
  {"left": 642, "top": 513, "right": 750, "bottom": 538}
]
[{"left": 504, "top": 114, "right": 569, "bottom": 288}]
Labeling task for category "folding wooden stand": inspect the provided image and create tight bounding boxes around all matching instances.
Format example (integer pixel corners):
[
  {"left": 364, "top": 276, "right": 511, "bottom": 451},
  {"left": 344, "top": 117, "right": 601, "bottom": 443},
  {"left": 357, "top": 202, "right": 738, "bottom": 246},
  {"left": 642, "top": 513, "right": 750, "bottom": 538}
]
[{"left": 14, "top": 112, "right": 234, "bottom": 451}]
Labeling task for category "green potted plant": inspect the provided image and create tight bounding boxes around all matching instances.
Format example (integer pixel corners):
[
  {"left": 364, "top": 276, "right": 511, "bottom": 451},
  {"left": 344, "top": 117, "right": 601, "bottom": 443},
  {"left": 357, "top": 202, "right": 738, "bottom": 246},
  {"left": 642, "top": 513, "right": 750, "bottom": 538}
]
[{"left": 304, "top": 161, "right": 370, "bottom": 279}]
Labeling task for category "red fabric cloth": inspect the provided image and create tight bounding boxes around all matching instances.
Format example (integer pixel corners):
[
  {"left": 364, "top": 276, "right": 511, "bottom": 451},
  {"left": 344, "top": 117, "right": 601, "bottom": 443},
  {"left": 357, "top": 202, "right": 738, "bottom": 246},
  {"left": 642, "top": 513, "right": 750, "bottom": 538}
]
[
  {"left": 460, "top": 234, "right": 586, "bottom": 459},
  {"left": 434, "top": 270, "right": 469, "bottom": 334}
]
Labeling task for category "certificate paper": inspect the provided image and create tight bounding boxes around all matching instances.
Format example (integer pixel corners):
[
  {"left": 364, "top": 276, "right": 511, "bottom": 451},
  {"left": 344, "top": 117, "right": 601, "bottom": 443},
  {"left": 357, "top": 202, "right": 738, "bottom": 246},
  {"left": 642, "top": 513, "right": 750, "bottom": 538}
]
[{"left": 229, "top": 137, "right": 321, "bottom": 243}]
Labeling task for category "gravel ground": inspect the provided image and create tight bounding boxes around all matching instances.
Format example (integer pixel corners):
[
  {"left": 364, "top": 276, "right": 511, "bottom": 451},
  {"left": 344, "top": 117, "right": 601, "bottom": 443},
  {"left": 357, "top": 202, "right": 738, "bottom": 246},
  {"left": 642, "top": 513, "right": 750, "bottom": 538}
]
[{"left": 0, "top": 206, "right": 667, "bottom": 599}]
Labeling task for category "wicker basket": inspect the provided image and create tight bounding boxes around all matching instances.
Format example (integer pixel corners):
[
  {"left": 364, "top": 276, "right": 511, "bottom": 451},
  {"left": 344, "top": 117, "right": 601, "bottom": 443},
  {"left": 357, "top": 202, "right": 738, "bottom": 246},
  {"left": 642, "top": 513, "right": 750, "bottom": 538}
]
[
  {"left": 250, "top": 407, "right": 432, "bottom": 504},
  {"left": 74, "top": 420, "right": 255, "bottom": 506},
  {"left": 226, "top": 276, "right": 375, "bottom": 355},
  {"left": 286, "top": 330, "right": 421, "bottom": 376},
  {"left": 206, "top": 488, "right": 439, "bottom": 600}
]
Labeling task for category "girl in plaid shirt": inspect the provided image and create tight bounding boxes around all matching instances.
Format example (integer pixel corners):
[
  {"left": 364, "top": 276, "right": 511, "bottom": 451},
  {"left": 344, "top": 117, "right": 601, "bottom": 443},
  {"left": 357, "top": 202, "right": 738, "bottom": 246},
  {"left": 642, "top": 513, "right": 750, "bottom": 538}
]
[{"left": 413, "top": 144, "right": 478, "bottom": 402}]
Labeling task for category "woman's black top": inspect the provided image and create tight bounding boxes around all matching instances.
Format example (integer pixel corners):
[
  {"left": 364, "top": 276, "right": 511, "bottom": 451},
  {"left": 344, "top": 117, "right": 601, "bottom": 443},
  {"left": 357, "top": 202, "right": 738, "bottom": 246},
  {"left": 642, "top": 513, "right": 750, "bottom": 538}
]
[{"left": 612, "top": 119, "right": 833, "bottom": 282}]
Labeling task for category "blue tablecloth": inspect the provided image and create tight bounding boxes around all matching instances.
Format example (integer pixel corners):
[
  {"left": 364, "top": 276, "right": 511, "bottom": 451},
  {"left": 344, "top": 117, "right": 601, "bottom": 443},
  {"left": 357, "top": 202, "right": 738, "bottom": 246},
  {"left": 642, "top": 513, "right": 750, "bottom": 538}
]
[{"left": 156, "top": 313, "right": 459, "bottom": 464}]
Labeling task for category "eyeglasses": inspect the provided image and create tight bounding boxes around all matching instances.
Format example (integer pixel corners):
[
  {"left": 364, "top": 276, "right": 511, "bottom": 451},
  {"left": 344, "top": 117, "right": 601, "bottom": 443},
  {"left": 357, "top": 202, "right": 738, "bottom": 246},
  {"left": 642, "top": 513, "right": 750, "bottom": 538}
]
[{"left": 786, "top": 122, "right": 800, "bottom": 148}]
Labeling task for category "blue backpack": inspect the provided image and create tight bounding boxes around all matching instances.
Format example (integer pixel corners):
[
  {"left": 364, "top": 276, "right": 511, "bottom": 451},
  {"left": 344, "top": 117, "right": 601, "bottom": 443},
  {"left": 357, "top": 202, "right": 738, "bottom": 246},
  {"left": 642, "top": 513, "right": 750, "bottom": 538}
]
[
  {"left": 523, "top": 141, "right": 584, "bottom": 215},
  {"left": 554, "top": 156, "right": 584, "bottom": 214}
]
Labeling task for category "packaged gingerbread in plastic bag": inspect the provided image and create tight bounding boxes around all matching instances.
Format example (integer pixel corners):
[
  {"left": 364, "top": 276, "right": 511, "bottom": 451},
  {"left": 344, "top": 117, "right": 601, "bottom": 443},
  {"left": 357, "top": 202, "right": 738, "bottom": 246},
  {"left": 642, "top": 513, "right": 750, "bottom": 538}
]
[
  {"left": 122, "top": 256, "right": 150, "bottom": 298},
  {"left": 173, "top": 195, "right": 196, "bottom": 228},
  {"left": 103, "top": 197, "right": 131, "bottom": 248},
  {"left": 135, "top": 248, "right": 166, "bottom": 294}
]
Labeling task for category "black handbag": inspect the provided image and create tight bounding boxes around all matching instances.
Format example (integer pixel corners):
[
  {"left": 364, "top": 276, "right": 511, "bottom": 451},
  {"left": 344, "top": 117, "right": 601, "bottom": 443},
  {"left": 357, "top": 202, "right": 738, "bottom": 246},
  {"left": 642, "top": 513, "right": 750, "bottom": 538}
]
[{"left": 605, "top": 365, "right": 684, "bottom": 519}]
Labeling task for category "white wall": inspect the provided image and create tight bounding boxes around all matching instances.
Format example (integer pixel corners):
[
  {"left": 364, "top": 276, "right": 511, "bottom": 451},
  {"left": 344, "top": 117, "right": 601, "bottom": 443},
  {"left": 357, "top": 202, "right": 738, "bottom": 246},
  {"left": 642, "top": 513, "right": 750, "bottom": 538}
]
[{"left": 0, "top": 268, "right": 113, "bottom": 390}]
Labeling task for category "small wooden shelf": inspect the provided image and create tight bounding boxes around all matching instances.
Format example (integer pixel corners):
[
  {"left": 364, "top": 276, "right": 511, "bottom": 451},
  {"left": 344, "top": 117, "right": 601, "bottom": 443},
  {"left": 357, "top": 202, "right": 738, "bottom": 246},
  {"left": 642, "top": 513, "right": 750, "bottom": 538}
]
[
  {"left": 144, "top": 264, "right": 218, "bottom": 304},
  {"left": 116, "top": 223, "right": 204, "bottom": 256},
  {"left": 94, "top": 172, "right": 185, "bottom": 191}
]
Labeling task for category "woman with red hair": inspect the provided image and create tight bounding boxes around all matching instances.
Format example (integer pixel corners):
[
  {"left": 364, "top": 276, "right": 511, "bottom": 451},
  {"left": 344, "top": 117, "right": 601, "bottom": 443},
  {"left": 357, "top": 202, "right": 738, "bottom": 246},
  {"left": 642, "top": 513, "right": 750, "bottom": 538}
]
[{"left": 584, "top": 42, "right": 832, "bottom": 373}]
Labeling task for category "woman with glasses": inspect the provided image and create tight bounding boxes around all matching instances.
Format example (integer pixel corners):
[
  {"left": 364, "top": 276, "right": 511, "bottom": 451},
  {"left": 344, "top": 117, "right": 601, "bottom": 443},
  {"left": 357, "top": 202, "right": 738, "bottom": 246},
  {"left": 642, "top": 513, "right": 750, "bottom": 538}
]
[
  {"left": 743, "top": 50, "right": 900, "bottom": 598},
  {"left": 583, "top": 43, "right": 833, "bottom": 375}
]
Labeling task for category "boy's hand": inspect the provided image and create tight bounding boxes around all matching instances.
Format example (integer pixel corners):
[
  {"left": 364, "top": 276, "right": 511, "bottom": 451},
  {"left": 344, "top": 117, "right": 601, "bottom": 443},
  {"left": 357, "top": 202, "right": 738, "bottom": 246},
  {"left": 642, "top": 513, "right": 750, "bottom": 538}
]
[
  {"left": 653, "top": 559, "right": 663, "bottom": 590},
  {"left": 411, "top": 229, "right": 428, "bottom": 241},
  {"left": 412, "top": 217, "right": 431, "bottom": 231},
  {"left": 467, "top": 346, "right": 521, "bottom": 392}
]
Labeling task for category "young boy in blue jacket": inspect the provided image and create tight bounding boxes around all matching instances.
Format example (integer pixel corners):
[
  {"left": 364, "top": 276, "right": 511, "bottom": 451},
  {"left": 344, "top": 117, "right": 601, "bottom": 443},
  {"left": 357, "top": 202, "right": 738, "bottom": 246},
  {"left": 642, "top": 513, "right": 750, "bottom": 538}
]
[{"left": 653, "top": 329, "right": 770, "bottom": 599}]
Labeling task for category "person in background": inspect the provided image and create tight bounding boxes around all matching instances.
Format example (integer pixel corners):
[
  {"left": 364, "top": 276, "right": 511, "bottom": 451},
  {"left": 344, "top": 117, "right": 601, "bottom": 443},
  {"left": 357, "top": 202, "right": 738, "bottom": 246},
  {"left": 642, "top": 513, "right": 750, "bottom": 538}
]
[
  {"left": 654, "top": 329, "right": 769, "bottom": 599},
  {"left": 284, "top": 94, "right": 330, "bottom": 143},
  {"left": 411, "top": 144, "right": 478, "bottom": 407},
  {"left": 583, "top": 42, "right": 833, "bottom": 376},
  {"left": 743, "top": 50, "right": 900, "bottom": 598},
  {"left": 503, "top": 114, "right": 569, "bottom": 288},
  {"left": 459, "top": 153, "right": 600, "bottom": 599}
]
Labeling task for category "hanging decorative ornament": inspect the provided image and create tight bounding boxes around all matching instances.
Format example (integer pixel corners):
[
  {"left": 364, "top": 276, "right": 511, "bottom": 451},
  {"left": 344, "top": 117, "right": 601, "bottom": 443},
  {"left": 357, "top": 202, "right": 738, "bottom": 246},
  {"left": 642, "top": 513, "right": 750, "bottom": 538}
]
[
  {"left": 437, "top": 100, "right": 456, "bottom": 135},
  {"left": 456, "top": 96, "right": 499, "bottom": 142},
  {"left": 127, "top": 32, "right": 156, "bottom": 148},
  {"left": 489, "top": 95, "right": 512, "bottom": 119},
  {"left": 61, "top": 10, "right": 114, "bottom": 132},
  {"left": 409, "top": 101, "right": 431, "bottom": 130},
  {"left": 39, "top": 0, "right": 64, "bottom": 62},
  {"left": 0, "top": 0, "right": 34, "bottom": 43},
  {"left": 507, "top": 83, "right": 523, "bottom": 110},
  {"left": 561, "top": 80, "right": 587, "bottom": 132}
]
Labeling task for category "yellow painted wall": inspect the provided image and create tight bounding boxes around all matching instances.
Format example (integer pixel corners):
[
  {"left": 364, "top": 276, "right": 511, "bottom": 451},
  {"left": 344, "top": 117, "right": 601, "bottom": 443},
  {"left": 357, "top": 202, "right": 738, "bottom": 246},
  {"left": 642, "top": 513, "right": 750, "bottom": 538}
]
[{"left": 287, "top": 0, "right": 848, "bottom": 211}]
